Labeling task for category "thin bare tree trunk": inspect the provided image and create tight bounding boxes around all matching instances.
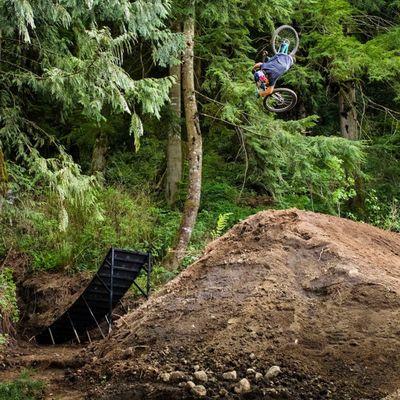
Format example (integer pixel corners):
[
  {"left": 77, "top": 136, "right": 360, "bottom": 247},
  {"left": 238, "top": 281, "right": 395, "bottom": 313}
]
[
  {"left": 0, "top": 148, "right": 7, "bottom": 195},
  {"left": 339, "top": 82, "right": 364, "bottom": 212},
  {"left": 91, "top": 134, "right": 108, "bottom": 174},
  {"left": 0, "top": 148, "right": 8, "bottom": 215},
  {"left": 165, "top": 24, "right": 183, "bottom": 206},
  {"left": 168, "top": 7, "right": 202, "bottom": 269},
  {"left": 339, "top": 82, "right": 358, "bottom": 140}
]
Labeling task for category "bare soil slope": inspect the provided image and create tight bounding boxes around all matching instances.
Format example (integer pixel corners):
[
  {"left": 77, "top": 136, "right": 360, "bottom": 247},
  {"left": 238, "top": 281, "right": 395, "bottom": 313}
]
[{"left": 84, "top": 210, "right": 400, "bottom": 399}]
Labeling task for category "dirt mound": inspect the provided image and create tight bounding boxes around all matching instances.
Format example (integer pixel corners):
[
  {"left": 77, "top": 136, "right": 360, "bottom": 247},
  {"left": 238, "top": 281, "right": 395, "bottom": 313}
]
[
  {"left": 82, "top": 209, "right": 400, "bottom": 400},
  {"left": 17, "top": 271, "right": 91, "bottom": 337},
  {"left": 1, "top": 250, "right": 93, "bottom": 338}
]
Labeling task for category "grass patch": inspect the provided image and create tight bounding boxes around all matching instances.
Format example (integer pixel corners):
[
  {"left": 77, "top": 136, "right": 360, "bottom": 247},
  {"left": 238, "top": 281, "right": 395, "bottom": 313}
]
[{"left": 0, "top": 370, "right": 45, "bottom": 400}]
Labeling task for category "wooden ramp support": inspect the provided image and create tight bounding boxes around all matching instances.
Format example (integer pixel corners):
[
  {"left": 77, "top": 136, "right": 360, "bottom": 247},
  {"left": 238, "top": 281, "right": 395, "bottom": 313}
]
[{"left": 36, "top": 248, "right": 151, "bottom": 344}]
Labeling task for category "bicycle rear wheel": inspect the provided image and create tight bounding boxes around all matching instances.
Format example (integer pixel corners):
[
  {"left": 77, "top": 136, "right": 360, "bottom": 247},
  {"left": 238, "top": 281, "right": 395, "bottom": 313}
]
[
  {"left": 272, "top": 25, "right": 299, "bottom": 56},
  {"left": 263, "top": 88, "right": 298, "bottom": 113}
]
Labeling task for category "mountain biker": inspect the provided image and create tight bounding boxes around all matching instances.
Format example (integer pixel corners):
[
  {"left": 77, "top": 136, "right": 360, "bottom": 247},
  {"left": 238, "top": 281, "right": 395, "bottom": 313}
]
[{"left": 253, "top": 42, "right": 294, "bottom": 98}]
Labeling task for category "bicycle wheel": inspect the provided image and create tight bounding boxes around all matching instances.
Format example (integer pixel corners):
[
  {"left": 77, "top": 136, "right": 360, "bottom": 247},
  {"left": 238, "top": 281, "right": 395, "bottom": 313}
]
[
  {"left": 263, "top": 88, "right": 298, "bottom": 113},
  {"left": 272, "top": 25, "right": 299, "bottom": 56}
]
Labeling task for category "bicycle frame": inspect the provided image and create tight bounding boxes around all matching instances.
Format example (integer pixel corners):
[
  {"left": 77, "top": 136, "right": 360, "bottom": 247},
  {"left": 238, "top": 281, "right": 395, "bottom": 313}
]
[{"left": 278, "top": 40, "right": 290, "bottom": 55}]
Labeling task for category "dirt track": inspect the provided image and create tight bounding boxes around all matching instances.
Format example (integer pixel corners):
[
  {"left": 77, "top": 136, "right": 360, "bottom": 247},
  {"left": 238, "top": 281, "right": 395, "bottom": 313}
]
[{"left": 81, "top": 209, "right": 400, "bottom": 399}]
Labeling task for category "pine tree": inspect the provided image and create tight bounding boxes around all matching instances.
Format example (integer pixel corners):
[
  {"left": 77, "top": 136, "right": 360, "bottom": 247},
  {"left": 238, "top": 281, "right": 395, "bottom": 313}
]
[{"left": 0, "top": 0, "right": 182, "bottom": 226}]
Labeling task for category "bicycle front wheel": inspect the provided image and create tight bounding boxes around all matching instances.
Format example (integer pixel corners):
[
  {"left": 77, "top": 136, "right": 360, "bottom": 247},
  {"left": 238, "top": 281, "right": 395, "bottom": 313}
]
[
  {"left": 263, "top": 88, "right": 298, "bottom": 113},
  {"left": 272, "top": 25, "right": 299, "bottom": 56}
]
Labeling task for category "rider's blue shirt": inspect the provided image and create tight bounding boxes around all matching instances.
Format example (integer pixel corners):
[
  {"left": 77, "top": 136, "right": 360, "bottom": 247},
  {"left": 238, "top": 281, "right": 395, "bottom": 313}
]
[{"left": 261, "top": 54, "right": 293, "bottom": 85}]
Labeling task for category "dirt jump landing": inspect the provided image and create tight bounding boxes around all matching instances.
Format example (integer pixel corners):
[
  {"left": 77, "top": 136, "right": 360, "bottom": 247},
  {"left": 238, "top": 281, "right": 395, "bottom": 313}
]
[{"left": 82, "top": 209, "right": 400, "bottom": 400}]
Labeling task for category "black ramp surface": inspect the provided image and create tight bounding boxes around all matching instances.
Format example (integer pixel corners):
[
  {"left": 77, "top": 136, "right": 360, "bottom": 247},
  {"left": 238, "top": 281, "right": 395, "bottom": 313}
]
[{"left": 36, "top": 248, "right": 151, "bottom": 344}]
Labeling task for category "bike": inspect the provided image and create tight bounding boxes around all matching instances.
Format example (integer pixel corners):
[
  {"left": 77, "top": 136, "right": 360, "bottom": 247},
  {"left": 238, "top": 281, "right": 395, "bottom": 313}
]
[{"left": 261, "top": 25, "right": 299, "bottom": 113}]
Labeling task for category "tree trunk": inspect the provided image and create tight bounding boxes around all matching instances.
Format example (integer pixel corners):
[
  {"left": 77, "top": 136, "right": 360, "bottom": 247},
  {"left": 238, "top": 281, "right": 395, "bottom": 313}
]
[
  {"left": 338, "top": 82, "right": 364, "bottom": 212},
  {"left": 0, "top": 148, "right": 8, "bottom": 215},
  {"left": 165, "top": 24, "right": 183, "bottom": 206},
  {"left": 168, "top": 7, "right": 202, "bottom": 269},
  {"left": 0, "top": 147, "right": 8, "bottom": 196},
  {"left": 339, "top": 82, "right": 358, "bottom": 140},
  {"left": 298, "top": 101, "right": 307, "bottom": 119},
  {"left": 90, "top": 134, "right": 108, "bottom": 174},
  {"left": 194, "top": 23, "right": 202, "bottom": 92}
]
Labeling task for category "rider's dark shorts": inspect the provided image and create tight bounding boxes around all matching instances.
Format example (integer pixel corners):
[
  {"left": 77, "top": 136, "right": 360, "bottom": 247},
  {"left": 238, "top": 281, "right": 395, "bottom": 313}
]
[{"left": 263, "top": 70, "right": 279, "bottom": 86}]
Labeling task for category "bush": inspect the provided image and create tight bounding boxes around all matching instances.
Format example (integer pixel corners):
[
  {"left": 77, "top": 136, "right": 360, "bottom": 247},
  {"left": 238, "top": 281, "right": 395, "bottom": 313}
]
[
  {"left": 0, "top": 371, "right": 44, "bottom": 400},
  {"left": 0, "top": 187, "right": 159, "bottom": 272},
  {"left": 105, "top": 137, "right": 166, "bottom": 191},
  {"left": 0, "top": 268, "right": 19, "bottom": 346}
]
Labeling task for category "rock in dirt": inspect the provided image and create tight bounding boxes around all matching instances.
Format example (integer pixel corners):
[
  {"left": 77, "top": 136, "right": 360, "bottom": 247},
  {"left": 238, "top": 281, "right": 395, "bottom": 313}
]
[
  {"left": 219, "top": 388, "right": 229, "bottom": 397},
  {"left": 170, "top": 371, "right": 186, "bottom": 381},
  {"left": 382, "top": 389, "right": 400, "bottom": 400},
  {"left": 186, "top": 381, "right": 196, "bottom": 389},
  {"left": 191, "top": 384, "right": 207, "bottom": 397},
  {"left": 255, "top": 372, "right": 263, "bottom": 381},
  {"left": 160, "top": 372, "right": 171, "bottom": 382},
  {"left": 194, "top": 370, "right": 208, "bottom": 382},
  {"left": 222, "top": 370, "right": 237, "bottom": 380},
  {"left": 235, "top": 378, "right": 251, "bottom": 394},
  {"left": 265, "top": 366, "right": 281, "bottom": 380}
]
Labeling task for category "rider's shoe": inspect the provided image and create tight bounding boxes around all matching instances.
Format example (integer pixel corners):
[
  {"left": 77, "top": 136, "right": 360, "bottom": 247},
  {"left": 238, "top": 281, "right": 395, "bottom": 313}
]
[{"left": 255, "top": 88, "right": 260, "bottom": 98}]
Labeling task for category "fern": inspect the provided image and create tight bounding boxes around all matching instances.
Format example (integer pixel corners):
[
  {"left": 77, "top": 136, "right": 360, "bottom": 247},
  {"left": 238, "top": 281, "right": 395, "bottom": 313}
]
[{"left": 211, "top": 212, "right": 233, "bottom": 239}]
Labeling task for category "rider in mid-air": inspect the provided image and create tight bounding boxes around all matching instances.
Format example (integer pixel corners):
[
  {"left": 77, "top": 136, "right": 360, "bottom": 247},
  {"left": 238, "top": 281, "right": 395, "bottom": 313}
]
[{"left": 253, "top": 41, "right": 294, "bottom": 98}]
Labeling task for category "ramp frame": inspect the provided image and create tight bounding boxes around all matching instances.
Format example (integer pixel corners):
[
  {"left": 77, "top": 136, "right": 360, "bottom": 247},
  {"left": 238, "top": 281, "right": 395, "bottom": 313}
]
[{"left": 36, "top": 248, "right": 152, "bottom": 344}]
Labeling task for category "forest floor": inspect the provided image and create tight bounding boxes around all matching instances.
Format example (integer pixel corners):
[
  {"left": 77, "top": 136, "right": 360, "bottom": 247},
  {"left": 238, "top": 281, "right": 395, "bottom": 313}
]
[
  {"left": 1, "top": 209, "right": 400, "bottom": 399},
  {"left": 0, "top": 342, "right": 84, "bottom": 399}
]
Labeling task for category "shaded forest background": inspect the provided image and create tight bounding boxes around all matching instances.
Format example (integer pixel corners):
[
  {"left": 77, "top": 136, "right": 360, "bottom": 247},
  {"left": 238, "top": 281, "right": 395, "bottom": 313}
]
[{"left": 1, "top": 0, "right": 400, "bottom": 323}]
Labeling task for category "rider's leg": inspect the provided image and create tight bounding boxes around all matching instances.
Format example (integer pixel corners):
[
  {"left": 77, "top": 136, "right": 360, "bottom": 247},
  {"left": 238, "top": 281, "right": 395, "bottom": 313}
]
[{"left": 259, "top": 85, "right": 274, "bottom": 97}]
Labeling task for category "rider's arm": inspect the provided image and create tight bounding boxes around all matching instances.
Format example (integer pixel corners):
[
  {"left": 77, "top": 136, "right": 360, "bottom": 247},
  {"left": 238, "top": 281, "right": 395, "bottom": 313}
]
[{"left": 253, "top": 62, "right": 262, "bottom": 72}]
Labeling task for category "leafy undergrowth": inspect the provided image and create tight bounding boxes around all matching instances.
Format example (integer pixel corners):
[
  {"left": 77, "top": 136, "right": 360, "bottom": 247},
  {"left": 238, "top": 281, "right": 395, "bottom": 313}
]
[
  {"left": 0, "top": 371, "right": 45, "bottom": 400},
  {"left": 0, "top": 268, "right": 19, "bottom": 347}
]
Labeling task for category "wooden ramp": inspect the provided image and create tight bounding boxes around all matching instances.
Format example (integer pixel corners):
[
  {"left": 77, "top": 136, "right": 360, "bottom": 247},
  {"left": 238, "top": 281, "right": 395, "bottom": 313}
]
[{"left": 36, "top": 248, "right": 151, "bottom": 344}]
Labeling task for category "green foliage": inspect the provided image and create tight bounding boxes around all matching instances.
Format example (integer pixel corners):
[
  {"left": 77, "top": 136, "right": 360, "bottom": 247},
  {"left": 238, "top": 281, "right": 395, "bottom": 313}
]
[
  {"left": 0, "top": 186, "right": 157, "bottom": 271},
  {"left": 211, "top": 213, "right": 233, "bottom": 239},
  {"left": 106, "top": 137, "right": 166, "bottom": 191},
  {"left": 0, "top": 269, "right": 19, "bottom": 324},
  {"left": 0, "top": 0, "right": 182, "bottom": 222},
  {"left": 363, "top": 191, "right": 400, "bottom": 231},
  {"left": 0, "top": 370, "right": 45, "bottom": 400},
  {"left": 0, "top": 268, "right": 19, "bottom": 346},
  {"left": 214, "top": 112, "right": 364, "bottom": 215}
]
